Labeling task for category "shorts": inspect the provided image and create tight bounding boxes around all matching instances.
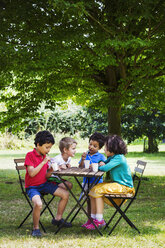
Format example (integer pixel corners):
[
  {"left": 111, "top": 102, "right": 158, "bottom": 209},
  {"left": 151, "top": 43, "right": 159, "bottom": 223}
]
[{"left": 26, "top": 181, "right": 59, "bottom": 201}]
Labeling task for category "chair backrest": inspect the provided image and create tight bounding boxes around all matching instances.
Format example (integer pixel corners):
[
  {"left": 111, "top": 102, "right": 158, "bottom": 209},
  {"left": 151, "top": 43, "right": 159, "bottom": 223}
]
[
  {"left": 133, "top": 160, "right": 147, "bottom": 197},
  {"left": 14, "top": 158, "right": 26, "bottom": 194}
]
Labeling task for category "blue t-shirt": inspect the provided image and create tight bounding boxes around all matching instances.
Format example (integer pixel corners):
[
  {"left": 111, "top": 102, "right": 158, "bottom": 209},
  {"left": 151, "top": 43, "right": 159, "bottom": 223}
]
[{"left": 79, "top": 152, "right": 106, "bottom": 184}]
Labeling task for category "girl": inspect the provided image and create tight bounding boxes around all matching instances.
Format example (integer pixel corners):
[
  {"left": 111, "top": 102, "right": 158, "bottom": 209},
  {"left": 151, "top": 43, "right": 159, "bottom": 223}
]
[{"left": 84, "top": 135, "right": 135, "bottom": 230}]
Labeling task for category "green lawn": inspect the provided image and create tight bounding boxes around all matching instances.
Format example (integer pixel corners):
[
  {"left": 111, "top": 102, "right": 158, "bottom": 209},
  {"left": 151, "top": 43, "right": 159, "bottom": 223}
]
[{"left": 0, "top": 149, "right": 165, "bottom": 247}]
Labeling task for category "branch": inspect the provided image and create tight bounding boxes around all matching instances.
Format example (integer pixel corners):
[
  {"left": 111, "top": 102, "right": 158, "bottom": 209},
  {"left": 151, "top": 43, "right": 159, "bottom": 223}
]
[
  {"left": 134, "top": 47, "right": 146, "bottom": 66},
  {"left": 83, "top": 9, "right": 114, "bottom": 36},
  {"left": 149, "top": 17, "right": 165, "bottom": 38}
]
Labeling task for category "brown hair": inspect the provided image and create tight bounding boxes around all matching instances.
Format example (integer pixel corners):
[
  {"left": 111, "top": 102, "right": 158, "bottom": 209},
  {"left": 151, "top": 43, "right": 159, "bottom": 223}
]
[
  {"left": 105, "top": 135, "right": 127, "bottom": 155},
  {"left": 89, "top": 132, "right": 105, "bottom": 149},
  {"left": 59, "top": 137, "right": 77, "bottom": 153}
]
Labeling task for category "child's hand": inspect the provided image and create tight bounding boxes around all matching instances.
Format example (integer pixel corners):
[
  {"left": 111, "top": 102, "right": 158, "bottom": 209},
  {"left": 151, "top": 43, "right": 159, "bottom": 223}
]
[
  {"left": 89, "top": 163, "right": 92, "bottom": 169},
  {"left": 66, "top": 164, "right": 71, "bottom": 168},
  {"left": 81, "top": 152, "right": 87, "bottom": 161},
  {"left": 43, "top": 156, "right": 51, "bottom": 164},
  {"left": 59, "top": 164, "right": 67, "bottom": 170},
  {"left": 99, "top": 161, "right": 105, "bottom": 167}
]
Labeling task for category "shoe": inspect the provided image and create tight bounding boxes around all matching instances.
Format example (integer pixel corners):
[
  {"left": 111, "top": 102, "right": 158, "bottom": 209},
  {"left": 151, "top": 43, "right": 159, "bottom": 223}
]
[
  {"left": 31, "top": 229, "right": 42, "bottom": 237},
  {"left": 81, "top": 218, "right": 93, "bottom": 227},
  {"left": 51, "top": 218, "right": 72, "bottom": 228},
  {"left": 85, "top": 219, "right": 106, "bottom": 230}
]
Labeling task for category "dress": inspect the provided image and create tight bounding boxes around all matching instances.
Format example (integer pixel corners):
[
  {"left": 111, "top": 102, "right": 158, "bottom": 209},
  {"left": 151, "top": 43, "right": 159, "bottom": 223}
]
[{"left": 89, "top": 154, "right": 135, "bottom": 206}]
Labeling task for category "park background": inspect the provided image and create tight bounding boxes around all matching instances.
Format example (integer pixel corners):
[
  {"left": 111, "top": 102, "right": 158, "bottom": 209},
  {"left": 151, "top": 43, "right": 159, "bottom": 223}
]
[{"left": 0, "top": 0, "right": 165, "bottom": 247}]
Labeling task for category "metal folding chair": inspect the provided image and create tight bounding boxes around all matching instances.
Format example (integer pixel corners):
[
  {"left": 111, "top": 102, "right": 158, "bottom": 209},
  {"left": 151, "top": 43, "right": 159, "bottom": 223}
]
[
  {"left": 14, "top": 158, "right": 55, "bottom": 232},
  {"left": 103, "top": 160, "right": 147, "bottom": 235}
]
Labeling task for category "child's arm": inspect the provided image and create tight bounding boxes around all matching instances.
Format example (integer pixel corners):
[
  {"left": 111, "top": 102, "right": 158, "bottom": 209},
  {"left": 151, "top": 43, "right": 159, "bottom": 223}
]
[
  {"left": 99, "top": 161, "right": 106, "bottom": 166},
  {"left": 79, "top": 152, "right": 86, "bottom": 168},
  {"left": 99, "top": 156, "right": 121, "bottom": 172},
  {"left": 46, "top": 167, "right": 53, "bottom": 179},
  {"left": 27, "top": 156, "right": 50, "bottom": 177}
]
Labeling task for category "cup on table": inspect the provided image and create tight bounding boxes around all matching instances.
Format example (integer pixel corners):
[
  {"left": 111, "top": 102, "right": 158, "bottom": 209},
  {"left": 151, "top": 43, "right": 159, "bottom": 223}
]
[
  {"left": 84, "top": 160, "right": 90, "bottom": 169},
  {"left": 51, "top": 162, "right": 58, "bottom": 171},
  {"left": 92, "top": 163, "right": 98, "bottom": 172}
]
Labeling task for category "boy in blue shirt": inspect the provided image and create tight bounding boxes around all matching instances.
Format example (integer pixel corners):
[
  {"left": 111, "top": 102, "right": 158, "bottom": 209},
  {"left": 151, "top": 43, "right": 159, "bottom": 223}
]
[{"left": 79, "top": 132, "right": 105, "bottom": 227}]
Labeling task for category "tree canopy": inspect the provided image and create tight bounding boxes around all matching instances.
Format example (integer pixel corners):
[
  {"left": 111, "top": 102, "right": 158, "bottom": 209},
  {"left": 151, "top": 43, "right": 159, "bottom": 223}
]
[{"left": 0, "top": 0, "right": 165, "bottom": 135}]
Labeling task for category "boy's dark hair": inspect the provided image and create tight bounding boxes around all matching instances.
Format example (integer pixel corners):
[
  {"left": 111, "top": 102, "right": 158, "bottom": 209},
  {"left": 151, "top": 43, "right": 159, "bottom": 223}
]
[
  {"left": 59, "top": 137, "right": 77, "bottom": 153},
  {"left": 89, "top": 132, "right": 105, "bottom": 149},
  {"left": 105, "top": 135, "right": 127, "bottom": 155},
  {"left": 34, "top": 130, "right": 55, "bottom": 146}
]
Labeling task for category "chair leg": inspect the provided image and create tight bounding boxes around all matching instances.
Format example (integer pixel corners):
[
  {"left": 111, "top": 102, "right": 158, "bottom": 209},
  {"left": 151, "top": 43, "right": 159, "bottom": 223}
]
[
  {"left": 18, "top": 193, "right": 33, "bottom": 228},
  {"left": 39, "top": 220, "right": 46, "bottom": 233},
  {"left": 19, "top": 194, "right": 53, "bottom": 232},
  {"left": 106, "top": 198, "right": 140, "bottom": 235},
  {"left": 18, "top": 209, "right": 33, "bottom": 228},
  {"left": 41, "top": 196, "right": 55, "bottom": 219},
  {"left": 104, "top": 200, "right": 125, "bottom": 230}
]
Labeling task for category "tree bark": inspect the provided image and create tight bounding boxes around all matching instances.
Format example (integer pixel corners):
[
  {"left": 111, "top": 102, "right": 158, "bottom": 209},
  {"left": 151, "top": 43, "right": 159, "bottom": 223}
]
[
  {"left": 108, "top": 103, "right": 121, "bottom": 136},
  {"left": 147, "top": 135, "right": 158, "bottom": 153}
]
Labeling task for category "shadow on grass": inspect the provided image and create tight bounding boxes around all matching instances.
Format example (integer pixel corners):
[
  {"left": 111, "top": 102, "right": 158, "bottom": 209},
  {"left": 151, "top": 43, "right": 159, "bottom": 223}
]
[{"left": 0, "top": 170, "right": 165, "bottom": 241}]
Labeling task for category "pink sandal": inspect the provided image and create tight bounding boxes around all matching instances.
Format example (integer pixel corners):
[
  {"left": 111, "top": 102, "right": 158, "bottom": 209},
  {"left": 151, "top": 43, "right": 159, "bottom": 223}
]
[
  {"left": 81, "top": 218, "right": 94, "bottom": 227},
  {"left": 85, "top": 219, "right": 106, "bottom": 230}
]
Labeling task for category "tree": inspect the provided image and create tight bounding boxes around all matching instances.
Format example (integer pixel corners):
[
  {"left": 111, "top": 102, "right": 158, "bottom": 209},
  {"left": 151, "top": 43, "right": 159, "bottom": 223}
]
[
  {"left": 122, "top": 106, "right": 165, "bottom": 152},
  {"left": 0, "top": 0, "right": 165, "bottom": 135}
]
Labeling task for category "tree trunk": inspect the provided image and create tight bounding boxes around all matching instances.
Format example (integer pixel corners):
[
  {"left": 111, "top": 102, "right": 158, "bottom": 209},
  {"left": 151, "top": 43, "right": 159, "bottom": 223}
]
[
  {"left": 143, "top": 138, "right": 147, "bottom": 152},
  {"left": 108, "top": 104, "right": 121, "bottom": 136},
  {"left": 147, "top": 135, "right": 159, "bottom": 153}
]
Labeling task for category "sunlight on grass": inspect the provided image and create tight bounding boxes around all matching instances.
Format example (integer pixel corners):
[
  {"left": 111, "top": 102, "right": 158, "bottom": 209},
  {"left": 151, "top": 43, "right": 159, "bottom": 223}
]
[
  {"left": 0, "top": 169, "right": 165, "bottom": 248},
  {"left": 0, "top": 146, "right": 165, "bottom": 247}
]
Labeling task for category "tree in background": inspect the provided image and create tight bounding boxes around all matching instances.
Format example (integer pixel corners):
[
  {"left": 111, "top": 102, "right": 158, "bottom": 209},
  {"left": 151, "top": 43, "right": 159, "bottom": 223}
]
[
  {"left": 122, "top": 106, "right": 165, "bottom": 153},
  {"left": 0, "top": 0, "right": 165, "bottom": 136},
  {"left": 17, "top": 100, "right": 164, "bottom": 153}
]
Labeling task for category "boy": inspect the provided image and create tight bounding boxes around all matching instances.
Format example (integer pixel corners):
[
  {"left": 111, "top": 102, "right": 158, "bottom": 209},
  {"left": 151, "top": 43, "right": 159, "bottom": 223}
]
[
  {"left": 25, "top": 131, "right": 72, "bottom": 237},
  {"left": 79, "top": 132, "right": 105, "bottom": 184},
  {"left": 79, "top": 132, "right": 106, "bottom": 226},
  {"left": 48, "top": 137, "right": 77, "bottom": 191}
]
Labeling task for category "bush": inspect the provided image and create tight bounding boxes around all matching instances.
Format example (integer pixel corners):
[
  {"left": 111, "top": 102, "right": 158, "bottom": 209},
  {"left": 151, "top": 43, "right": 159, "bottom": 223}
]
[{"left": 0, "top": 132, "right": 28, "bottom": 150}]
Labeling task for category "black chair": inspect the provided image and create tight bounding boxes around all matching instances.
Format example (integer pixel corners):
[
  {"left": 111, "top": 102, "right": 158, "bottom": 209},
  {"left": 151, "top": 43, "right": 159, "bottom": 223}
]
[
  {"left": 14, "top": 158, "right": 55, "bottom": 232},
  {"left": 103, "top": 160, "right": 147, "bottom": 235}
]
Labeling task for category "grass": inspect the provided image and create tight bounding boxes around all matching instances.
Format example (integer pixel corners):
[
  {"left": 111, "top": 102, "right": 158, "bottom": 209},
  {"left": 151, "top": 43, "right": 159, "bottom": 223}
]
[
  {"left": 0, "top": 170, "right": 165, "bottom": 248},
  {"left": 0, "top": 147, "right": 165, "bottom": 247}
]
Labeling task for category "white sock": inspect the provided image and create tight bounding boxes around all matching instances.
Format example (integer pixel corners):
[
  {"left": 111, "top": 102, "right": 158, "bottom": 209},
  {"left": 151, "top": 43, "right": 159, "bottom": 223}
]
[
  {"left": 91, "top": 214, "right": 96, "bottom": 219},
  {"left": 95, "top": 214, "right": 103, "bottom": 221}
]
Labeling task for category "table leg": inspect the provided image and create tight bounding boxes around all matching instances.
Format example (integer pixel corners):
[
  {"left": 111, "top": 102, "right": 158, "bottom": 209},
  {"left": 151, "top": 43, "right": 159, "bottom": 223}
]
[{"left": 54, "top": 175, "right": 103, "bottom": 236}]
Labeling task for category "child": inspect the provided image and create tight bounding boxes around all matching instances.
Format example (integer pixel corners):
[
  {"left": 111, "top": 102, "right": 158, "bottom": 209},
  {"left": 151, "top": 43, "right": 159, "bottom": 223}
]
[
  {"left": 25, "top": 131, "right": 72, "bottom": 237},
  {"left": 79, "top": 132, "right": 106, "bottom": 226},
  {"left": 48, "top": 137, "right": 77, "bottom": 190},
  {"left": 83, "top": 135, "right": 135, "bottom": 230}
]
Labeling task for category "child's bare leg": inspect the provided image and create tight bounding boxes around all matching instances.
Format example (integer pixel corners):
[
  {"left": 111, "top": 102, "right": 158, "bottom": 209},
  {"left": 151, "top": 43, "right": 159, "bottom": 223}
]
[
  {"left": 32, "top": 195, "right": 42, "bottom": 229},
  {"left": 59, "top": 181, "right": 73, "bottom": 190},
  {"left": 95, "top": 197, "right": 104, "bottom": 214},
  {"left": 53, "top": 187, "right": 69, "bottom": 220},
  {"left": 90, "top": 196, "right": 96, "bottom": 215}
]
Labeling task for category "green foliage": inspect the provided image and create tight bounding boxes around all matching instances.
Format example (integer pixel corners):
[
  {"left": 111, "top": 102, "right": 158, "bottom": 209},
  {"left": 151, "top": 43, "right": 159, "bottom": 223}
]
[
  {"left": 122, "top": 105, "right": 165, "bottom": 152},
  {"left": 0, "top": 0, "right": 165, "bottom": 135},
  {"left": 0, "top": 132, "right": 27, "bottom": 150}
]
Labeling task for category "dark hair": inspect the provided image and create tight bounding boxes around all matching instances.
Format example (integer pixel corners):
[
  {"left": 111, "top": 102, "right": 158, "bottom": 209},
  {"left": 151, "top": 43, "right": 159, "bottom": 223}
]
[
  {"left": 89, "top": 132, "right": 105, "bottom": 149},
  {"left": 59, "top": 137, "right": 77, "bottom": 153},
  {"left": 105, "top": 135, "right": 127, "bottom": 155},
  {"left": 34, "top": 130, "right": 55, "bottom": 146}
]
